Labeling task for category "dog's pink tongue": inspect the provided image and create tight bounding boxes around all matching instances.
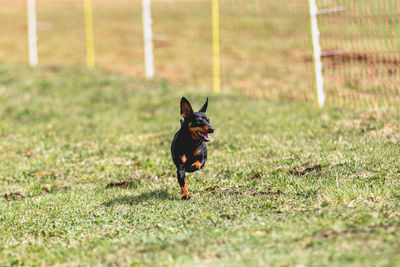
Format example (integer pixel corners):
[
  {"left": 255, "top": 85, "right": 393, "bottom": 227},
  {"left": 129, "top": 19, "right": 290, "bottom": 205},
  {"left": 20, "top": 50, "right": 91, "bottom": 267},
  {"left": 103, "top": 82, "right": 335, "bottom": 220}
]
[{"left": 205, "top": 133, "right": 210, "bottom": 140}]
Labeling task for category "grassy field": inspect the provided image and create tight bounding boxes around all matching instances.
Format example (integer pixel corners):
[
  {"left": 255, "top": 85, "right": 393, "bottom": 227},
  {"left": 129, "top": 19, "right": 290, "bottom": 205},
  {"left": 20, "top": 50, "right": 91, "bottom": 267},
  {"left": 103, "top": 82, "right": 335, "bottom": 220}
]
[{"left": 0, "top": 63, "right": 400, "bottom": 266}]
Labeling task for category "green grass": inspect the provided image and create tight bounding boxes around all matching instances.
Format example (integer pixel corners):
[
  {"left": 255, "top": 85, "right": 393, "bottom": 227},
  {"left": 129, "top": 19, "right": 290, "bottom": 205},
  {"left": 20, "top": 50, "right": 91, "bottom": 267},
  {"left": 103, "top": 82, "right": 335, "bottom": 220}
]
[{"left": 0, "top": 64, "right": 400, "bottom": 266}]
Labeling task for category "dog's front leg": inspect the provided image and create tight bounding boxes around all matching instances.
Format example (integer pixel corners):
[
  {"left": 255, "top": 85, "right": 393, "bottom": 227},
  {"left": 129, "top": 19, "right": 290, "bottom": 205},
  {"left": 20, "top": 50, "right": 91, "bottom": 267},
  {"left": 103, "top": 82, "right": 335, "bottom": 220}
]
[
  {"left": 189, "top": 154, "right": 206, "bottom": 171},
  {"left": 177, "top": 166, "right": 190, "bottom": 200}
]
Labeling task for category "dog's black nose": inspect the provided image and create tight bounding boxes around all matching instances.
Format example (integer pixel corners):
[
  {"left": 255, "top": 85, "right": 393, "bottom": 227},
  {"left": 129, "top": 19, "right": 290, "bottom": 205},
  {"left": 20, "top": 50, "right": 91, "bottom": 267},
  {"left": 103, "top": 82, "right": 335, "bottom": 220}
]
[{"left": 208, "top": 126, "right": 214, "bottom": 133}]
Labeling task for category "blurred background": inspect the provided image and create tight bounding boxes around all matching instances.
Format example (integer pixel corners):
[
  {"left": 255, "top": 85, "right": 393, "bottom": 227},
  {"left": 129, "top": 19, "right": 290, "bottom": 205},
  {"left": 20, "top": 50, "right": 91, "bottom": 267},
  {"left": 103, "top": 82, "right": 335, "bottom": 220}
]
[{"left": 0, "top": 0, "right": 399, "bottom": 108}]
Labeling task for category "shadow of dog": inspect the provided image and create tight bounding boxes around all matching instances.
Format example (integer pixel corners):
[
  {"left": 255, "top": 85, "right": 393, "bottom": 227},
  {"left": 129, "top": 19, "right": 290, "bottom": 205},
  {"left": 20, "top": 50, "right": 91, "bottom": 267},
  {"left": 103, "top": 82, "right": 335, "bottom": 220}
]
[{"left": 102, "top": 189, "right": 175, "bottom": 206}]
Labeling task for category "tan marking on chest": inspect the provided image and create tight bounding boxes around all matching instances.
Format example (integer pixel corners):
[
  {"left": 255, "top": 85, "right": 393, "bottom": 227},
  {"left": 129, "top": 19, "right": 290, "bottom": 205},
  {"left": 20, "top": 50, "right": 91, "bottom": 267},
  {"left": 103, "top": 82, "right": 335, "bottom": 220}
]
[{"left": 180, "top": 154, "right": 187, "bottom": 163}]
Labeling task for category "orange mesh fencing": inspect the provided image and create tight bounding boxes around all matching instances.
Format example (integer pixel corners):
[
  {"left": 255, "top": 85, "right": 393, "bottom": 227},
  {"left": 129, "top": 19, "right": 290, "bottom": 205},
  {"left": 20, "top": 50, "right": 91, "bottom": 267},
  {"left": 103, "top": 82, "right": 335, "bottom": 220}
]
[
  {"left": 317, "top": 0, "right": 400, "bottom": 109},
  {"left": 218, "top": 0, "right": 314, "bottom": 103}
]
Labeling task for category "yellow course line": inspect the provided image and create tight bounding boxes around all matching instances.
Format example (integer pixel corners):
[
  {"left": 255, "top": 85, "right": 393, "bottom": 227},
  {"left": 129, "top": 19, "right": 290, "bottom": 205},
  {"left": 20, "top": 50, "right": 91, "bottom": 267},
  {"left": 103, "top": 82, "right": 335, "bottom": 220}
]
[
  {"left": 84, "top": 0, "right": 95, "bottom": 69},
  {"left": 212, "top": 0, "right": 221, "bottom": 94}
]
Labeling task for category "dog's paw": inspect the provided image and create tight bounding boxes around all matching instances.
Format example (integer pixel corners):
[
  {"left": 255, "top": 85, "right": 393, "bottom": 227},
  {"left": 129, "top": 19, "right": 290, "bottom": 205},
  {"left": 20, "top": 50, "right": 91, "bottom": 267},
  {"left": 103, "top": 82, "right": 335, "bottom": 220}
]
[
  {"left": 181, "top": 194, "right": 191, "bottom": 200},
  {"left": 191, "top": 161, "right": 202, "bottom": 169}
]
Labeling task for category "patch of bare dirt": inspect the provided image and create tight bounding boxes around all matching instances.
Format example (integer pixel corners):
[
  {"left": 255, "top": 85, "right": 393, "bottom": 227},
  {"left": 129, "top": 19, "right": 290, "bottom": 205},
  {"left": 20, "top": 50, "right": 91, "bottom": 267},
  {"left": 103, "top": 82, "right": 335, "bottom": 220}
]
[
  {"left": 106, "top": 179, "right": 137, "bottom": 188},
  {"left": 220, "top": 214, "right": 234, "bottom": 221},
  {"left": 41, "top": 185, "right": 70, "bottom": 194},
  {"left": 249, "top": 172, "right": 262, "bottom": 180},
  {"left": 4, "top": 185, "right": 71, "bottom": 201},
  {"left": 4, "top": 191, "right": 26, "bottom": 201},
  {"left": 289, "top": 163, "right": 322, "bottom": 176},
  {"left": 252, "top": 189, "right": 284, "bottom": 196},
  {"left": 314, "top": 224, "right": 396, "bottom": 240}
]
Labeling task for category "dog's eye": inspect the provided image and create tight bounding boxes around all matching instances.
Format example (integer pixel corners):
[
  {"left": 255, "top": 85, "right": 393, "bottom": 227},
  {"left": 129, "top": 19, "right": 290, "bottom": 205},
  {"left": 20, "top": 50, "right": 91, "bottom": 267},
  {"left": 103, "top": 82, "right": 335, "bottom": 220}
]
[{"left": 206, "top": 118, "right": 210, "bottom": 122}]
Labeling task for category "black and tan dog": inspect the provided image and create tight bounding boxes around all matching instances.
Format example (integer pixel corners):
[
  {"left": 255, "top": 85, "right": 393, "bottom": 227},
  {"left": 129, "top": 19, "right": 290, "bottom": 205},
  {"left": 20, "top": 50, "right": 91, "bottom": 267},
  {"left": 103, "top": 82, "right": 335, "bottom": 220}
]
[{"left": 171, "top": 97, "right": 214, "bottom": 200}]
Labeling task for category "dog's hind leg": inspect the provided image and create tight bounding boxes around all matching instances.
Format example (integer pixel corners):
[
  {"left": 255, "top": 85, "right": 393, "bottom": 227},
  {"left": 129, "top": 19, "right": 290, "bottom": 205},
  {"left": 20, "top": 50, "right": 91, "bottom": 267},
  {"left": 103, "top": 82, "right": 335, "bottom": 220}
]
[{"left": 177, "top": 167, "right": 190, "bottom": 200}]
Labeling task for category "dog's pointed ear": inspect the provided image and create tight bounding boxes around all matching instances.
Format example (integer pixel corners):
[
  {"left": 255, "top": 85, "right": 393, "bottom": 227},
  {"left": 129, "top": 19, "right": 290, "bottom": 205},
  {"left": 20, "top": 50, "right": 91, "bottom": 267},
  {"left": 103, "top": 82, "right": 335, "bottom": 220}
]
[
  {"left": 180, "top": 97, "right": 193, "bottom": 118},
  {"left": 198, "top": 97, "right": 208, "bottom": 113}
]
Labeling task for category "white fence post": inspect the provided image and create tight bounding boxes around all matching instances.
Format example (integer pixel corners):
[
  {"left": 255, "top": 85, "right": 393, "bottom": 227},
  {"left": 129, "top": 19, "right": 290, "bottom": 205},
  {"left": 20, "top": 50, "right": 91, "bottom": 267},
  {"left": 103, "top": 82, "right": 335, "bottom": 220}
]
[
  {"left": 142, "top": 0, "right": 154, "bottom": 79},
  {"left": 27, "top": 0, "right": 38, "bottom": 67},
  {"left": 309, "top": 0, "right": 325, "bottom": 107}
]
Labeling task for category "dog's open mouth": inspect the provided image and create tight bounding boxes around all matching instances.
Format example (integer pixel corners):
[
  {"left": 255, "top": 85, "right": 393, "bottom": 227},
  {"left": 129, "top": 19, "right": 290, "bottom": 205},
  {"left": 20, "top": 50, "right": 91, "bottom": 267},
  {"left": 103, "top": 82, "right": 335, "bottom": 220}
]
[{"left": 197, "top": 131, "right": 210, "bottom": 142}]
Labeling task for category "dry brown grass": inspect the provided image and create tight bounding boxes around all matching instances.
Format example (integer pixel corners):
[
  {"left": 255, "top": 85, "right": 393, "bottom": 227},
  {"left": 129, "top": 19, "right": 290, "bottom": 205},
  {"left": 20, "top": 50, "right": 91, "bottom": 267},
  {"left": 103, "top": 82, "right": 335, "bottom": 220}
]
[
  {"left": 1, "top": 0, "right": 399, "bottom": 107},
  {"left": 0, "top": 0, "right": 314, "bottom": 102}
]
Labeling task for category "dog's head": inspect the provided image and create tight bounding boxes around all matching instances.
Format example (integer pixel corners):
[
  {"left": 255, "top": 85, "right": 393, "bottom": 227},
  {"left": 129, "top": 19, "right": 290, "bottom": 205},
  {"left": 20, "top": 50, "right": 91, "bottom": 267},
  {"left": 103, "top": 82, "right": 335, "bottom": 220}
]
[{"left": 180, "top": 97, "right": 214, "bottom": 142}]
